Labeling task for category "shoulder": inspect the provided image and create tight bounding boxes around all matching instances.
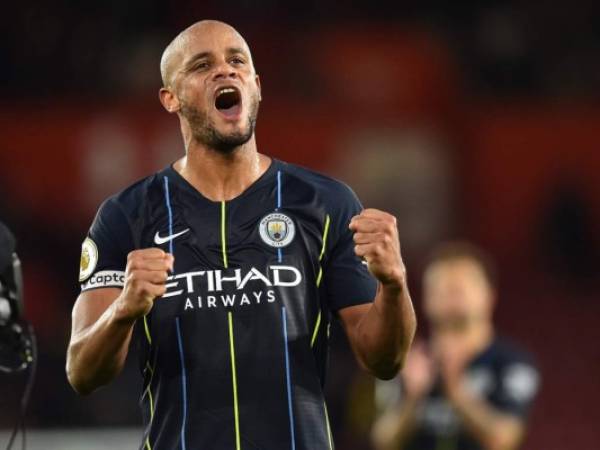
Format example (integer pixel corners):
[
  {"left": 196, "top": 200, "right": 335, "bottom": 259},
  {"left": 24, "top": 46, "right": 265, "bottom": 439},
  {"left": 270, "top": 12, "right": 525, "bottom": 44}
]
[
  {"left": 93, "top": 171, "right": 164, "bottom": 224},
  {"left": 89, "top": 170, "right": 165, "bottom": 248},
  {"left": 487, "top": 337, "right": 537, "bottom": 368},
  {"left": 278, "top": 160, "right": 361, "bottom": 213},
  {"left": 484, "top": 337, "right": 540, "bottom": 404},
  {"left": 104, "top": 171, "right": 163, "bottom": 214}
]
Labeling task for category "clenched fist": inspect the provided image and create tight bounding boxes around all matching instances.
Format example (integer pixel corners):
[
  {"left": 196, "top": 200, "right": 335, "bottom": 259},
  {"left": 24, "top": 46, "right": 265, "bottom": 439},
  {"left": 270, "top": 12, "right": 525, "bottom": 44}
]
[
  {"left": 115, "top": 248, "right": 174, "bottom": 321},
  {"left": 349, "top": 208, "right": 405, "bottom": 287}
]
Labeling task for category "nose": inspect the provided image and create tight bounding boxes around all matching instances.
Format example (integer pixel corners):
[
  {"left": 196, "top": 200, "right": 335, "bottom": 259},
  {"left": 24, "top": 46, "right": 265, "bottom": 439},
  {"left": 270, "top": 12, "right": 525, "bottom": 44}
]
[{"left": 212, "top": 59, "right": 237, "bottom": 81}]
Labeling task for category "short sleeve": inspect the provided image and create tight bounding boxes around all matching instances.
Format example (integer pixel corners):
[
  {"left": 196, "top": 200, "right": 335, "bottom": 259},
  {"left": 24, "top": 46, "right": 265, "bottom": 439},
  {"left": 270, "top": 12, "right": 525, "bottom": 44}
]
[
  {"left": 78, "top": 198, "right": 133, "bottom": 291},
  {"left": 322, "top": 184, "right": 378, "bottom": 311},
  {"left": 495, "top": 360, "right": 540, "bottom": 418}
]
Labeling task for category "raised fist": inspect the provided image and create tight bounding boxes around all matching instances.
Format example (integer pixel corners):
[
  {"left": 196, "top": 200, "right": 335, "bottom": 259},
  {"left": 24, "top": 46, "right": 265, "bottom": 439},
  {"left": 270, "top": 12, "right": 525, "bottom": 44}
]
[
  {"left": 116, "top": 248, "right": 173, "bottom": 321},
  {"left": 350, "top": 208, "right": 405, "bottom": 287}
]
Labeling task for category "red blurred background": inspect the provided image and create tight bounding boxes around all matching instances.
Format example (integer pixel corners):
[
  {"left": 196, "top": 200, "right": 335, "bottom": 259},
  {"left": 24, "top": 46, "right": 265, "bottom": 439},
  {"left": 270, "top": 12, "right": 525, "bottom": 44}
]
[{"left": 1, "top": 2, "right": 599, "bottom": 449}]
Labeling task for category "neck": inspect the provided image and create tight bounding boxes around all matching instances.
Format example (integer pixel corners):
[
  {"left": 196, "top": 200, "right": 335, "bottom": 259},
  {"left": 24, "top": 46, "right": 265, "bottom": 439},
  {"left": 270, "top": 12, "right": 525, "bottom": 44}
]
[
  {"left": 173, "top": 135, "right": 271, "bottom": 202},
  {"left": 464, "top": 322, "right": 494, "bottom": 357}
]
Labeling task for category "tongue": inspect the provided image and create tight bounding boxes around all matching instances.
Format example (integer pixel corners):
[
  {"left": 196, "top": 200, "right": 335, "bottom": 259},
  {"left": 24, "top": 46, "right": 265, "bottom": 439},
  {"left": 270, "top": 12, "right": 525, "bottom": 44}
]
[{"left": 218, "top": 103, "right": 241, "bottom": 118}]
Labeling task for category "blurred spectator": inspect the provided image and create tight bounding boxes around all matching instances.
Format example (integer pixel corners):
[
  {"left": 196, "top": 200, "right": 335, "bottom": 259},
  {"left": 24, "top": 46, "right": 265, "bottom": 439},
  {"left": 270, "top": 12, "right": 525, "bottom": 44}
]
[{"left": 371, "top": 242, "right": 539, "bottom": 450}]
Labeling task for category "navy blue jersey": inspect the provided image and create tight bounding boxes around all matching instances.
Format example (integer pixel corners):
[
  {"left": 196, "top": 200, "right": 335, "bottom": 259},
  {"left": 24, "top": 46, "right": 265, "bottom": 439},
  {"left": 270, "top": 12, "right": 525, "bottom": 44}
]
[
  {"left": 376, "top": 338, "right": 540, "bottom": 450},
  {"left": 78, "top": 159, "right": 377, "bottom": 450}
]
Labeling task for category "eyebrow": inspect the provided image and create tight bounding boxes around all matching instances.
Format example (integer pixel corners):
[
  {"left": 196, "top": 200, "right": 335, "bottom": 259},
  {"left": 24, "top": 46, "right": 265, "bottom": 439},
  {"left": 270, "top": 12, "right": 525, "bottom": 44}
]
[
  {"left": 225, "top": 47, "right": 248, "bottom": 56},
  {"left": 184, "top": 47, "right": 249, "bottom": 68},
  {"left": 183, "top": 51, "right": 211, "bottom": 70}
]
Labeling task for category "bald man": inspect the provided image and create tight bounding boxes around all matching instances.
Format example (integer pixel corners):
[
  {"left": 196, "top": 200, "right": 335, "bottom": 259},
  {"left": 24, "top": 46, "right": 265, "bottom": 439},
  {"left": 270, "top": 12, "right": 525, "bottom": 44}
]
[{"left": 66, "top": 20, "right": 416, "bottom": 450}]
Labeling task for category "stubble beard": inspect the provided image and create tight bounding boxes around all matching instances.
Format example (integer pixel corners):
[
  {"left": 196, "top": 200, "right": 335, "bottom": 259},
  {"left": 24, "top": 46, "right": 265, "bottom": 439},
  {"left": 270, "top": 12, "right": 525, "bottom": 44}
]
[{"left": 180, "top": 93, "right": 259, "bottom": 154}]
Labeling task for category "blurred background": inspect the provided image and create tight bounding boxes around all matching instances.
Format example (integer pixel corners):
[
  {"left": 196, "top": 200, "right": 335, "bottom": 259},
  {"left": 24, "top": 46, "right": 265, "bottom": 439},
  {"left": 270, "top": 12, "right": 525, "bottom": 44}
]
[{"left": 1, "top": 0, "right": 599, "bottom": 449}]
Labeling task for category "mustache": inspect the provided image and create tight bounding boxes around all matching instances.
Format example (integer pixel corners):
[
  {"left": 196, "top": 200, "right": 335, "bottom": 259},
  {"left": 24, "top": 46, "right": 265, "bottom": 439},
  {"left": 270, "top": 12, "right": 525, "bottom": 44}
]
[{"left": 179, "top": 92, "right": 260, "bottom": 152}]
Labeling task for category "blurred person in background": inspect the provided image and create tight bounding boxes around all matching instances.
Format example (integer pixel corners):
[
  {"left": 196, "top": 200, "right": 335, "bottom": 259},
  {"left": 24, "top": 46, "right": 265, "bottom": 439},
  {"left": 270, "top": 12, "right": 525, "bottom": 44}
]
[
  {"left": 372, "top": 242, "right": 539, "bottom": 450},
  {"left": 65, "top": 19, "right": 416, "bottom": 450}
]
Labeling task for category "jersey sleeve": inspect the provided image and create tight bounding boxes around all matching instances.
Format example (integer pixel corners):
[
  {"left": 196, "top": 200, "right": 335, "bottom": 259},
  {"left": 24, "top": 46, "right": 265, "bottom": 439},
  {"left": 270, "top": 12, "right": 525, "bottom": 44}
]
[
  {"left": 78, "top": 197, "right": 134, "bottom": 291},
  {"left": 494, "top": 356, "right": 540, "bottom": 418},
  {"left": 322, "top": 183, "right": 378, "bottom": 311}
]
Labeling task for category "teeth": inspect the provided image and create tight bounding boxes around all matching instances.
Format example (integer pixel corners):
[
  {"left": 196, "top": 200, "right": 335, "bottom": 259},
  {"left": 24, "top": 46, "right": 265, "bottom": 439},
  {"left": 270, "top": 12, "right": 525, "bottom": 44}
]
[{"left": 218, "top": 87, "right": 236, "bottom": 95}]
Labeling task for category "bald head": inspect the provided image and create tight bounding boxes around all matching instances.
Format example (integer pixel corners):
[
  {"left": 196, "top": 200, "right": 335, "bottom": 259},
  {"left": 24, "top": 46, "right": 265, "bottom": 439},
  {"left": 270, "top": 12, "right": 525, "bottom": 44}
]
[
  {"left": 160, "top": 20, "right": 253, "bottom": 87},
  {"left": 157, "top": 19, "right": 262, "bottom": 153}
]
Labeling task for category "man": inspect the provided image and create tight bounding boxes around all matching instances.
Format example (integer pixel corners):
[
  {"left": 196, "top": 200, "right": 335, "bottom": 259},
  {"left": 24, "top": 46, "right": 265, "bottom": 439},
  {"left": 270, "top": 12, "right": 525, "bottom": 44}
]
[
  {"left": 372, "top": 242, "right": 539, "bottom": 450},
  {"left": 66, "top": 20, "right": 416, "bottom": 450}
]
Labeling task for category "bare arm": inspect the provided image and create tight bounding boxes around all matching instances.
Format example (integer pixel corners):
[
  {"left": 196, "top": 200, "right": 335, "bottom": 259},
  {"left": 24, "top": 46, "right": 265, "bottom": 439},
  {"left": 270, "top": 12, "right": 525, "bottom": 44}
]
[
  {"left": 339, "top": 282, "right": 415, "bottom": 379},
  {"left": 66, "top": 249, "right": 172, "bottom": 395},
  {"left": 446, "top": 384, "right": 525, "bottom": 450},
  {"left": 339, "top": 209, "right": 416, "bottom": 380},
  {"left": 66, "top": 288, "right": 136, "bottom": 395},
  {"left": 371, "top": 341, "right": 435, "bottom": 450},
  {"left": 371, "top": 397, "right": 421, "bottom": 450}
]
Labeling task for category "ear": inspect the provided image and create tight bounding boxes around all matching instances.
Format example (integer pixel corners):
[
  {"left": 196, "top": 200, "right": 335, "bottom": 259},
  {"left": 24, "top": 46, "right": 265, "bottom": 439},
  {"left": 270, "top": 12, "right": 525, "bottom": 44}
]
[
  {"left": 159, "top": 87, "right": 180, "bottom": 113},
  {"left": 255, "top": 74, "right": 262, "bottom": 102}
]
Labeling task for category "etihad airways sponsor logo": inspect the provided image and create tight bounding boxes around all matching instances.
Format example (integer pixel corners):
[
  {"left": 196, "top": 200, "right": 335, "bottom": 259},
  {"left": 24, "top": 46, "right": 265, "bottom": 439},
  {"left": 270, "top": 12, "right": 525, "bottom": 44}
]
[
  {"left": 80, "top": 266, "right": 303, "bottom": 311},
  {"left": 162, "top": 265, "right": 302, "bottom": 298},
  {"left": 167, "top": 265, "right": 302, "bottom": 311},
  {"left": 183, "top": 290, "right": 277, "bottom": 310}
]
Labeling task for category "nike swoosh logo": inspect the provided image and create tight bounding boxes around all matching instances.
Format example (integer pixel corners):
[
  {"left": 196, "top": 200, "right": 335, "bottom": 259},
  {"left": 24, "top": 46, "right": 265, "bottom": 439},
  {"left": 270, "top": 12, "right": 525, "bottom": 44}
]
[{"left": 154, "top": 228, "right": 190, "bottom": 245}]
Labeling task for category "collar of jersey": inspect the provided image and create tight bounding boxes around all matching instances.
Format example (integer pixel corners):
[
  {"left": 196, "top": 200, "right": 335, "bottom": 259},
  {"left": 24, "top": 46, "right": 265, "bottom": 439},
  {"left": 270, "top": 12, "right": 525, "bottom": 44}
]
[{"left": 163, "top": 157, "right": 281, "bottom": 205}]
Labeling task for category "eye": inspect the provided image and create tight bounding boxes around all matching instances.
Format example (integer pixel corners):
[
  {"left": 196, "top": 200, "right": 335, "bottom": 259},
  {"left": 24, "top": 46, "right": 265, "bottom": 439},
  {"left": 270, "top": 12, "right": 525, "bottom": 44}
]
[
  {"left": 230, "top": 56, "right": 245, "bottom": 65},
  {"left": 194, "top": 61, "right": 210, "bottom": 71}
]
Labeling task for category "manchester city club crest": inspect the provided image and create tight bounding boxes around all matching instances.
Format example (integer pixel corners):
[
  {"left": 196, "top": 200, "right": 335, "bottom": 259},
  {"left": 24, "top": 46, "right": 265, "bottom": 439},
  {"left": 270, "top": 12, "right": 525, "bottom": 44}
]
[{"left": 259, "top": 212, "right": 295, "bottom": 248}]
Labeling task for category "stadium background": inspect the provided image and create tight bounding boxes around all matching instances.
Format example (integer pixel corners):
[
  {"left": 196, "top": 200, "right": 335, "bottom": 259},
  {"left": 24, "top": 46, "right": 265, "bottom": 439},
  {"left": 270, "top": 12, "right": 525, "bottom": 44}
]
[{"left": 1, "top": 1, "right": 599, "bottom": 448}]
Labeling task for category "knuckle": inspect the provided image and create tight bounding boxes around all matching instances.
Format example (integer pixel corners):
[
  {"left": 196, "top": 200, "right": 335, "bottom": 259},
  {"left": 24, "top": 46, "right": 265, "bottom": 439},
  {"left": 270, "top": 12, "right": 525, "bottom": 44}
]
[
  {"left": 157, "top": 272, "right": 168, "bottom": 283},
  {"left": 156, "top": 285, "right": 167, "bottom": 296},
  {"left": 128, "top": 250, "right": 142, "bottom": 262},
  {"left": 150, "top": 248, "right": 165, "bottom": 257}
]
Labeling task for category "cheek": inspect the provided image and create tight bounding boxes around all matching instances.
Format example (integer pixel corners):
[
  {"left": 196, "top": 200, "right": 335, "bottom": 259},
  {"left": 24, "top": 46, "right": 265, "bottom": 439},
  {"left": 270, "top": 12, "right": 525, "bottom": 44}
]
[
  {"left": 426, "top": 295, "right": 470, "bottom": 319},
  {"left": 424, "top": 298, "right": 448, "bottom": 321},
  {"left": 180, "top": 78, "right": 210, "bottom": 106},
  {"left": 245, "top": 81, "right": 260, "bottom": 102}
]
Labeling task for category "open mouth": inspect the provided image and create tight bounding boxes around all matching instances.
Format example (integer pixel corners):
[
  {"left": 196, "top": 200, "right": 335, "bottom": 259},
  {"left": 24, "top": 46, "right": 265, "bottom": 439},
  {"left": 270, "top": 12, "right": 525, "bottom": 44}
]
[{"left": 214, "top": 87, "right": 242, "bottom": 118}]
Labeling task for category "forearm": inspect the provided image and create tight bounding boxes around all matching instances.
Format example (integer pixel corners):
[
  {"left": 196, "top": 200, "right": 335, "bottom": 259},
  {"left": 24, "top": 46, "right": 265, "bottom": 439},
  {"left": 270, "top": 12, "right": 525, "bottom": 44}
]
[
  {"left": 67, "top": 298, "right": 135, "bottom": 395},
  {"left": 355, "top": 279, "right": 416, "bottom": 379},
  {"left": 372, "top": 397, "right": 421, "bottom": 450},
  {"left": 447, "top": 386, "right": 523, "bottom": 450}
]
